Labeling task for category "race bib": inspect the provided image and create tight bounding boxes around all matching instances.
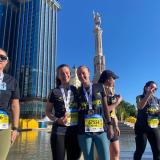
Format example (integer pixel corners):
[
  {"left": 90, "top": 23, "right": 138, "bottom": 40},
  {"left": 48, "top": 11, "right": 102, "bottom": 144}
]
[
  {"left": 0, "top": 82, "right": 6, "bottom": 90},
  {"left": 147, "top": 105, "right": 159, "bottom": 128},
  {"left": 85, "top": 114, "right": 104, "bottom": 132},
  {"left": 0, "top": 110, "right": 9, "bottom": 129},
  {"left": 147, "top": 116, "right": 159, "bottom": 128},
  {"left": 65, "top": 108, "right": 78, "bottom": 126}
]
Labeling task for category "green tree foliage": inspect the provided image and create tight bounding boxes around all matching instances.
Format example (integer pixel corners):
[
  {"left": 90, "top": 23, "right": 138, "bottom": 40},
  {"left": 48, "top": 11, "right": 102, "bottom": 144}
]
[{"left": 116, "top": 100, "right": 137, "bottom": 121}]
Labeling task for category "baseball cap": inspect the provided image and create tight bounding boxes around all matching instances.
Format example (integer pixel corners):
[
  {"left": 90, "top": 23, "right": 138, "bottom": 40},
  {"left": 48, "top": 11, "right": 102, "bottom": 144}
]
[{"left": 98, "top": 70, "right": 119, "bottom": 83}]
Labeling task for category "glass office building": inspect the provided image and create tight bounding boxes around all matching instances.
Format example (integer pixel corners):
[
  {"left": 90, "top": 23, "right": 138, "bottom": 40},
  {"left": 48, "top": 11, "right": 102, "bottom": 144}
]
[{"left": 0, "top": 0, "right": 60, "bottom": 118}]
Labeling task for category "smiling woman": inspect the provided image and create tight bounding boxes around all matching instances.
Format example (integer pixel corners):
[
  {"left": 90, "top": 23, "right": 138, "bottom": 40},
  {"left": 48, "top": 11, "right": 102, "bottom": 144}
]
[
  {"left": 0, "top": 48, "right": 20, "bottom": 160},
  {"left": 77, "top": 65, "right": 113, "bottom": 160},
  {"left": 46, "top": 64, "right": 81, "bottom": 160}
]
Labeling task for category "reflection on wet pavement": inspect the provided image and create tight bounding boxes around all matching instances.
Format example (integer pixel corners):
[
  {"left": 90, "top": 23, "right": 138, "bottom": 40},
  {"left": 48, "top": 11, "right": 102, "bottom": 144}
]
[
  {"left": 7, "top": 130, "right": 52, "bottom": 160},
  {"left": 7, "top": 130, "right": 152, "bottom": 160}
]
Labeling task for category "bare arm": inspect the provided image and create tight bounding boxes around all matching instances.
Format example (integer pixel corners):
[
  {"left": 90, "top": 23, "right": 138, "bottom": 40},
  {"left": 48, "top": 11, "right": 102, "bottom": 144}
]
[
  {"left": 46, "top": 101, "right": 67, "bottom": 125},
  {"left": 137, "top": 95, "right": 150, "bottom": 109},
  {"left": 11, "top": 99, "right": 20, "bottom": 128},
  {"left": 112, "top": 116, "right": 120, "bottom": 136},
  {"left": 11, "top": 99, "right": 20, "bottom": 143},
  {"left": 137, "top": 86, "right": 157, "bottom": 109},
  {"left": 112, "top": 115, "right": 118, "bottom": 127},
  {"left": 46, "top": 101, "right": 57, "bottom": 121},
  {"left": 103, "top": 96, "right": 114, "bottom": 139},
  {"left": 103, "top": 96, "right": 111, "bottom": 122}
]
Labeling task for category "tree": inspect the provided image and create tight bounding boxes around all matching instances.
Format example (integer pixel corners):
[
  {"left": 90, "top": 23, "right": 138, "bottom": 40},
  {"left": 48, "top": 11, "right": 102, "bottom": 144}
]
[{"left": 116, "top": 100, "right": 137, "bottom": 121}]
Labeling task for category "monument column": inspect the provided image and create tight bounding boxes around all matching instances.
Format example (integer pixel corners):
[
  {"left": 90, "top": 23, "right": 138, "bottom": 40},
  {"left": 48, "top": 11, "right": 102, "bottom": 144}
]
[{"left": 93, "top": 12, "right": 105, "bottom": 83}]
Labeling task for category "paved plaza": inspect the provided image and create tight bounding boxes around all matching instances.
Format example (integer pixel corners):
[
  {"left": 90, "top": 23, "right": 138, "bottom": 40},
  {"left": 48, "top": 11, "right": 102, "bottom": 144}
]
[{"left": 6, "top": 129, "right": 152, "bottom": 160}]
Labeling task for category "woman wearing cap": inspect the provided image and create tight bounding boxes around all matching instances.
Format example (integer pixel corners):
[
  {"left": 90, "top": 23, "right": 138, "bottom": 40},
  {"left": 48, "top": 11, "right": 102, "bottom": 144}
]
[
  {"left": 77, "top": 65, "right": 113, "bottom": 160},
  {"left": 134, "top": 81, "right": 160, "bottom": 160},
  {"left": 0, "top": 49, "right": 20, "bottom": 160},
  {"left": 46, "top": 64, "right": 81, "bottom": 160},
  {"left": 98, "top": 70, "right": 122, "bottom": 160}
]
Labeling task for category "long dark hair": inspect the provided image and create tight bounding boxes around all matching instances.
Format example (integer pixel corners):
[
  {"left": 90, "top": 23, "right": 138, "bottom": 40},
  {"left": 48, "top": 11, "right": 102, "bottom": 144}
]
[
  {"left": 98, "top": 71, "right": 107, "bottom": 84},
  {"left": 56, "top": 64, "right": 70, "bottom": 87},
  {"left": 143, "top": 81, "right": 157, "bottom": 95}
]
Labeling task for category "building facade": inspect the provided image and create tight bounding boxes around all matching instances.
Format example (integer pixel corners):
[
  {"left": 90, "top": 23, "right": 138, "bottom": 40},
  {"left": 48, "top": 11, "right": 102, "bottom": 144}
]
[{"left": 0, "top": 0, "right": 60, "bottom": 118}]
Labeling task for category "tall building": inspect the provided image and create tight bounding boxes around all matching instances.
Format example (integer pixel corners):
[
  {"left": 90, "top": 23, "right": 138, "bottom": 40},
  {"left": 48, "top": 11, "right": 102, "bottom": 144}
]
[
  {"left": 0, "top": 0, "right": 60, "bottom": 118},
  {"left": 93, "top": 12, "right": 105, "bottom": 83}
]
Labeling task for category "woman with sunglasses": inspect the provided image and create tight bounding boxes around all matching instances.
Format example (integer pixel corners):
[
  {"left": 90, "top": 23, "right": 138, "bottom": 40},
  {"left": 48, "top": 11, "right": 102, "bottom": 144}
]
[
  {"left": 77, "top": 66, "right": 113, "bottom": 160},
  {"left": 0, "top": 49, "right": 20, "bottom": 160},
  {"left": 134, "top": 81, "right": 160, "bottom": 160},
  {"left": 46, "top": 64, "right": 81, "bottom": 160}
]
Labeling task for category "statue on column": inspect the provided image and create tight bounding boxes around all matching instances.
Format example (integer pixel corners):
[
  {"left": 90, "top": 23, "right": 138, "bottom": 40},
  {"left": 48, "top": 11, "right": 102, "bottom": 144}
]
[
  {"left": 93, "top": 11, "right": 101, "bottom": 29},
  {"left": 93, "top": 11, "right": 103, "bottom": 55},
  {"left": 93, "top": 11, "right": 105, "bottom": 83}
]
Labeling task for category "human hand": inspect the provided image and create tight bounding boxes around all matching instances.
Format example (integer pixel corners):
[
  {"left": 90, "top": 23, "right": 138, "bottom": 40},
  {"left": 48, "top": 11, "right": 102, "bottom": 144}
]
[
  {"left": 107, "top": 125, "right": 114, "bottom": 140},
  {"left": 114, "top": 126, "right": 120, "bottom": 136},
  {"left": 57, "top": 113, "right": 68, "bottom": 125},
  {"left": 146, "top": 86, "right": 157, "bottom": 97},
  {"left": 11, "top": 130, "right": 19, "bottom": 144},
  {"left": 115, "top": 95, "right": 122, "bottom": 105}
]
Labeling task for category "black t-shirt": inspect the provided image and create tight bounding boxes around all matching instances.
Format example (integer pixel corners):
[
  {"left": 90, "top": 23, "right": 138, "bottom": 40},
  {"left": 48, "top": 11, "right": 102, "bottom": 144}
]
[
  {"left": 136, "top": 95, "right": 160, "bottom": 128},
  {"left": 48, "top": 85, "right": 79, "bottom": 119},
  {"left": 0, "top": 73, "right": 20, "bottom": 113},
  {"left": 78, "top": 83, "right": 106, "bottom": 134}
]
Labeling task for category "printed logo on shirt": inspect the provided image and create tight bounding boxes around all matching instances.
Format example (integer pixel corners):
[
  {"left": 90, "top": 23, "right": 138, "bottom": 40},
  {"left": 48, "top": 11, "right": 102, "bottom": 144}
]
[{"left": 0, "top": 82, "right": 6, "bottom": 90}]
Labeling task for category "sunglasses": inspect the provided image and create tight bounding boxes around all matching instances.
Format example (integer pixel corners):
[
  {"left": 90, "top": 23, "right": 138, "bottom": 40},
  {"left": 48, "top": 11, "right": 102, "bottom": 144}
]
[{"left": 0, "top": 55, "right": 8, "bottom": 62}]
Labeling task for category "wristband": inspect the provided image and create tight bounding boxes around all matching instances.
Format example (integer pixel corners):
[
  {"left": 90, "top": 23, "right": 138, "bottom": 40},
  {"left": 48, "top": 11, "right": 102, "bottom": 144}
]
[
  {"left": 107, "top": 121, "right": 112, "bottom": 125},
  {"left": 12, "top": 126, "right": 19, "bottom": 131}
]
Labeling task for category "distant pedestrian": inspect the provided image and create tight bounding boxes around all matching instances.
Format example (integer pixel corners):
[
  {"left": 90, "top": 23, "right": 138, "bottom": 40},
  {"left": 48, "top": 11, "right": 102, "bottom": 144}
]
[
  {"left": 46, "top": 64, "right": 81, "bottom": 160},
  {"left": 77, "top": 65, "right": 113, "bottom": 160},
  {"left": 0, "top": 49, "right": 20, "bottom": 160},
  {"left": 134, "top": 81, "right": 160, "bottom": 160},
  {"left": 98, "top": 70, "right": 122, "bottom": 160}
]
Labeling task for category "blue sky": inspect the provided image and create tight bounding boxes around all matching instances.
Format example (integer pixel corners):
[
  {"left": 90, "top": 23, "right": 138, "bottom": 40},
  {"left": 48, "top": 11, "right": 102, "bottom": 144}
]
[{"left": 57, "top": 0, "right": 160, "bottom": 105}]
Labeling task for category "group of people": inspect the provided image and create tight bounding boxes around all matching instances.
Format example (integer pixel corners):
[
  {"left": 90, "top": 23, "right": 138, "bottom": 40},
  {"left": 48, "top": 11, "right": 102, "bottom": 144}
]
[
  {"left": 46, "top": 64, "right": 160, "bottom": 160},
  {"left": 0, "top": 47, "right": 160, "bottom": 160},
  {"left": 46, "top": 64, "right": 121, "bottom": 160}
]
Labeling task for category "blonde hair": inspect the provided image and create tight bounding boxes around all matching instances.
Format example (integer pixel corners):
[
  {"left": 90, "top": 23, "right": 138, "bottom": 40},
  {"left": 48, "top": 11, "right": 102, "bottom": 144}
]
[{"left": 77, "top": 65, "right": 90, "bottom": 73}]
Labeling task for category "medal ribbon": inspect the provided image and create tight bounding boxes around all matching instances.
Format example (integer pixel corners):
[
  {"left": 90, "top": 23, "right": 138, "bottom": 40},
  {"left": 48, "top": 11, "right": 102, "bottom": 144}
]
[
  {"left": 83, "top": 83, "right": 93, "bottom": 110},
  {"left": 61, "top": 88, "right": 71, "bottom": 111}
]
